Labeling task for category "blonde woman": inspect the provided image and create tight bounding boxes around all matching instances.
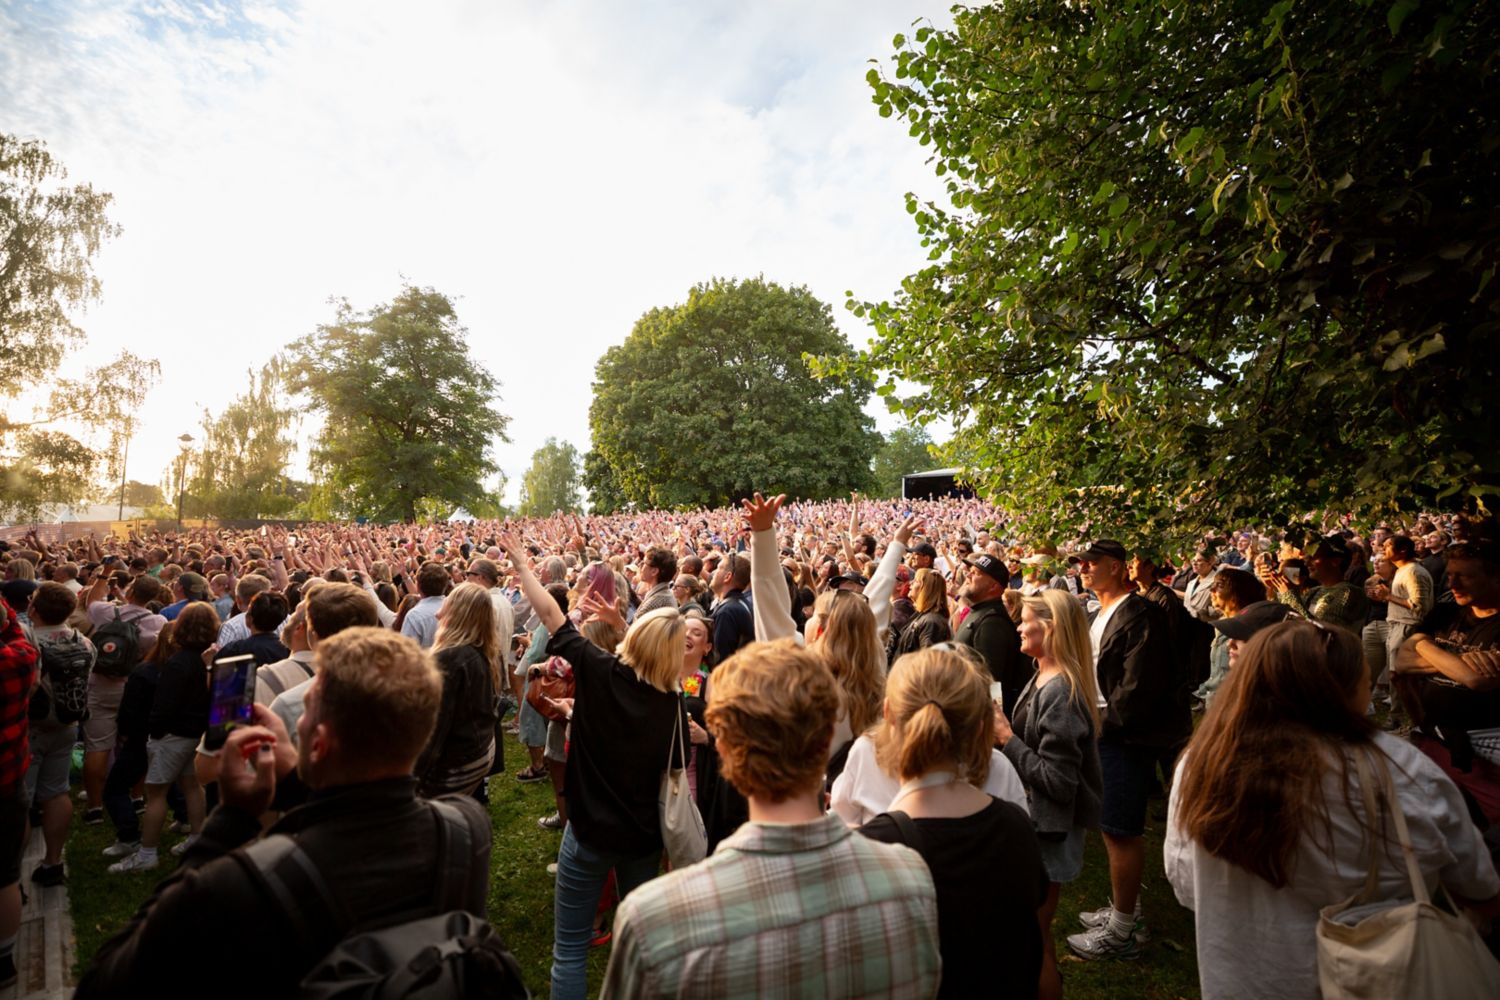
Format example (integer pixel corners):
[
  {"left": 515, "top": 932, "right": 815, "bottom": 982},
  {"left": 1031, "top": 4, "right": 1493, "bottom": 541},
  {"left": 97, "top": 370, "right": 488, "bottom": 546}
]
[
  {"left": 995, "top": 589, "right": 1104, "bottom": 1000},
  {"left": 414, "top": 582, "right": 501, "bottom": 798},
  {"left": 499, "top": 533, "right": 686, "bottom": 1000},
  {"left": 894, "top": 567, "right": 952, "bottom": 656},
  {"left": 858, "top": 647, "right": 1047, "bottom": 999}
]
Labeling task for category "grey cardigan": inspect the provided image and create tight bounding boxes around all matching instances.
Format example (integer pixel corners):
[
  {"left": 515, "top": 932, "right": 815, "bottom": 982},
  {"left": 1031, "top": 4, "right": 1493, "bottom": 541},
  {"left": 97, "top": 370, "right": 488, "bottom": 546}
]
[{"left": 1001, "top": 673, "right": 1103, "bottom": 836}]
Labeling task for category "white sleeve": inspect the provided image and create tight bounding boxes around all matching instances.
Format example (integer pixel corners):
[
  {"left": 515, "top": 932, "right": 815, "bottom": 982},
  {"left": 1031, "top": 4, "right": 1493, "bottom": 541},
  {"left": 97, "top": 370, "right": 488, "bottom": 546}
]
[
  {"left": 830, "top": 740, "right": 870, "bottom": 828},
  {"left": 1163, "top": 759, "right": 1196, "bottom": 910},
  {"left": 864, "top": 540, "right": 907, "bottom": 643},
  {"left": 750, "top": 527, "right": 800, "bottom": 644},
  {"left": 981, "top": 750, "right": 1030, "bottom": 816}
]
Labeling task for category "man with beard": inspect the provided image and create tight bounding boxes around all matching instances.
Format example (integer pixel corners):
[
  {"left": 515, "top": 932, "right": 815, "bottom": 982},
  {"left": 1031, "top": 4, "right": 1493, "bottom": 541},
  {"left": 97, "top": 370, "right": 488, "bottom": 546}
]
[{"left": 953, "top": 553, "right": 1030, "bottom": 717}]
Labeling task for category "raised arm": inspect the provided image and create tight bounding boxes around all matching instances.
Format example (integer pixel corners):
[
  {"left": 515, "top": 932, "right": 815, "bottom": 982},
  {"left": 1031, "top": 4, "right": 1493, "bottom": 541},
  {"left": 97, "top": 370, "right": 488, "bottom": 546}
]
[
  {"left": 498, "top": 532, "right": 564, "bottom": 635},
  {"left": 865, "top": 514, "right": 917, "bottom": 641},
  {"left": 742, "top": 492, "right": 800, "bottom": 644}
]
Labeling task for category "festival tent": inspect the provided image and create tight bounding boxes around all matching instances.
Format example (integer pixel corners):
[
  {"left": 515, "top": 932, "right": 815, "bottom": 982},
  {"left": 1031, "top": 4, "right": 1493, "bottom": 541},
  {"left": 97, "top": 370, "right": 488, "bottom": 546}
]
[{"left": 901, "top": 468, "right": 975, "bottom": 501}]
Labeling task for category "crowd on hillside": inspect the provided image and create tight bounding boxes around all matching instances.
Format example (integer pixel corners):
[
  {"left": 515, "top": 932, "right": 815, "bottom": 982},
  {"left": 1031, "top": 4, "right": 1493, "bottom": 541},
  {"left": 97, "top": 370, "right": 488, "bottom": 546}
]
[{"left": 1, "top": 495, "right": 1499, "bottom": 997}]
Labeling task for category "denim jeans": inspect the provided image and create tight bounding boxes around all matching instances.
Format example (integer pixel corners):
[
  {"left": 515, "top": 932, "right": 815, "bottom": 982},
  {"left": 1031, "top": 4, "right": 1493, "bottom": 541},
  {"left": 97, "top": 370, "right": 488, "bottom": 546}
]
[{"left": 550, "top": 822, "right": 661, "bottom": 1000}]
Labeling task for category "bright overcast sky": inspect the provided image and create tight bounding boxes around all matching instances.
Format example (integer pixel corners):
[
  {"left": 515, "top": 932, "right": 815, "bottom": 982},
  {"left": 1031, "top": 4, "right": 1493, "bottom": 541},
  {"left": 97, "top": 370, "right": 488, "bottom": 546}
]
[{"left": 2, "top": 0, "right": 949, "bottom": 505}]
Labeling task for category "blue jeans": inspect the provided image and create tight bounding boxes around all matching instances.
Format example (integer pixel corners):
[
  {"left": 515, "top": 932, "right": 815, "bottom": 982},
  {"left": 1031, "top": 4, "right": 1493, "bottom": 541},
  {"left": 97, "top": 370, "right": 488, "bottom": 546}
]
[{"left": 551, "top": 822, "right": 661, "bottom": 1000}]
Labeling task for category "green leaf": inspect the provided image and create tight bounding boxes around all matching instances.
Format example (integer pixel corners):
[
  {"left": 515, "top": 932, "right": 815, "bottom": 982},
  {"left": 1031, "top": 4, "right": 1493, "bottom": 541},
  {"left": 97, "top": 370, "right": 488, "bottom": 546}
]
[
  {"left": 1060, "top": 230, "right": 1080, "bottom": 256},
  {"left": 1108, "top": 193, "right": 1129, "bottom": 218},
  {"left": 1388, "top": 0, "right": 1419, "bottom": 37}
]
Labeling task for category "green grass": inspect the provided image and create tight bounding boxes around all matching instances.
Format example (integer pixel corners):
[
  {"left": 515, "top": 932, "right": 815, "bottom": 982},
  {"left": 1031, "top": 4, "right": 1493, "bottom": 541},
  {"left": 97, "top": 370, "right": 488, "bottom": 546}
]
[{"left": 67, "top": 773, "right": 1200, "bottom": 999}]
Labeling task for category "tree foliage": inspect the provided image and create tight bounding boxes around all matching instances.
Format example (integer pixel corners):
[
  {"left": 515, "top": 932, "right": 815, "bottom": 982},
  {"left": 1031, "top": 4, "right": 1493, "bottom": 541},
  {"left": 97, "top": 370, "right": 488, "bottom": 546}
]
[
  {"left": 834, "top": 1, "right": 1500, "bottom": 541},
  {"left": 519, "top": 438, "right": 584, "bottom": 517},
  {"left": 285, "top": 286, "right": 509, "bottom": 523},
  {"left": 586, "top": 277, "right": 879, "bottom": 511},
  {"left": 184, "top": 359, "right": 302, "bottom": 519},
  {"left": 0, "top": 133, "right": 160, "bottom": 522},
  {"left": 870, "top": 424, "right": 937, "bottom": 498}
]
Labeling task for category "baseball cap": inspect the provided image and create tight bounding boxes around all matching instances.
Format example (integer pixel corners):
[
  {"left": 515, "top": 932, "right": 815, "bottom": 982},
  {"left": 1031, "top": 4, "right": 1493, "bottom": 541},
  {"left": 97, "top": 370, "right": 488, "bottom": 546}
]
[
  {"left": 177, "top": 571, "right": 209, "bottom": 601},
  {"left": 965, "top": 554, "right": 1009, "bottom": 585},
  {"left": 910, "top": 542, "right": 938, "bottom": 559},
  {"left": 832, "top": 571, "right": 868, "bottom": 589},
  {"left": 1078, "top": 539, "right": 1129, "bottom": 563},
  {"left": 1211, "top": 601, "right": 1293, "bottom": 641}
]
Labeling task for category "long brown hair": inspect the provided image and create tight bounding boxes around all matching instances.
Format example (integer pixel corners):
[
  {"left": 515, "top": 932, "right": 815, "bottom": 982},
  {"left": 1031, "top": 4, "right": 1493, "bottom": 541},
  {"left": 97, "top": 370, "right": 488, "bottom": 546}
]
[
  {"left": 811, "top": 589, "right": 885, "bottom": 735},
  {"left": 1173, "top": 619, "right": 1374, "bottom": 888}
]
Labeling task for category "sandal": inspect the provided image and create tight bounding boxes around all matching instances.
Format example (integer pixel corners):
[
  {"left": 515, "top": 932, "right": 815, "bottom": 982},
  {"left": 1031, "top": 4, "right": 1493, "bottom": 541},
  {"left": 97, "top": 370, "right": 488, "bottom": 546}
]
[{"left": 515, "top": 765, "right": 549, "bottom": 783}]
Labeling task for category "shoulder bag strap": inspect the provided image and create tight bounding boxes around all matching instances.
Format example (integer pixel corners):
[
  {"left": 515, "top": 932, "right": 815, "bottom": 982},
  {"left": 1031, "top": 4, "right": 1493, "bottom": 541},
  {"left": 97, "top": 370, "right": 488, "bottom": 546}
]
[
  {"left": 1371, "top": 751, "right": 1431, "bottom": 904},
  {"left": 428, "top": 798, "right": 476, "bottom": 913},
  {"left": 887, "top": 810, "right": 925, "bottom": 852},
  {"left": 1351, "top": 750, "right": 1386, "bottom": 903}
]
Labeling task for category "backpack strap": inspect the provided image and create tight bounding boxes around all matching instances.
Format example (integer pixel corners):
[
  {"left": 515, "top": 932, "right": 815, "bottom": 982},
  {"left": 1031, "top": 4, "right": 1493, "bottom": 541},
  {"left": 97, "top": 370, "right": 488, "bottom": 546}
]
[
  {"left": 239, "top": 834, "right": 346, "bottom": 954},
  {"left": 428, "top": 798, "right": 476, "bottom": 913}
]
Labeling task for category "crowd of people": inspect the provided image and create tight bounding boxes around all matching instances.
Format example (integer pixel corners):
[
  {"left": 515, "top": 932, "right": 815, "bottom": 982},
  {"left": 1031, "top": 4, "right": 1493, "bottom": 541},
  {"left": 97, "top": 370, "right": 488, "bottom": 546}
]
[{"left": 1, "top": 494, "right": 1498, "bottom": 997}]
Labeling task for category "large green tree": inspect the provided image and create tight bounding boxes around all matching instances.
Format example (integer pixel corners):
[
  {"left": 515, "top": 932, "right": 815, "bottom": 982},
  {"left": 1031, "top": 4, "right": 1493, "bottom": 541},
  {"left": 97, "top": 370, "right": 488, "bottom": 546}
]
[
  {"left": 185, "top": 359, "right": 302, "bottom": 518},
  {"left": 586, "top": 277, "right": 879, "bottom": 511},
  {"left": 519, "top": 438, "right": 584, "bottom": 516},
  {"left": 285, "top": 286, "right": 510, "bottom": 522},
  {"left": 834, "top": 1, "right": 1500, "bottom": 540},
  {"left": 870, "top": 424, "right": 937, "bottom": 498},
  {"left": 1, "top": 133, "right": 158, "bottom": 522}
]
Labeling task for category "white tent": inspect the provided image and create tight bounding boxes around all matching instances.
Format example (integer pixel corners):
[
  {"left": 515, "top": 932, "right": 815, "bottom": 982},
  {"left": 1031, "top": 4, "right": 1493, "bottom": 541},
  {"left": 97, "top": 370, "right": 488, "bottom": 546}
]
[{"left": 447, "top": 507, "right": 477, "bottom": 523}]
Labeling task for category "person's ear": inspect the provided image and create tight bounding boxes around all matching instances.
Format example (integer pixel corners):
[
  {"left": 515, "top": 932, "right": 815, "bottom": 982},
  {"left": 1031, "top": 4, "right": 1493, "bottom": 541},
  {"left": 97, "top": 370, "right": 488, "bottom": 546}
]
[{"left": 308, "top": 723, "right": 332, "bottom": 766}]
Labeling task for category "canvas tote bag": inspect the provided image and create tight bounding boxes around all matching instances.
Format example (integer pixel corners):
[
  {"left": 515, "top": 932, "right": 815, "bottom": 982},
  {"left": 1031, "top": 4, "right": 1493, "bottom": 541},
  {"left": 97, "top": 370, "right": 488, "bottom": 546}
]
[
  {"left": 1316, "top": 750, "right": 1500, "bottom": 999},
  {"left": 658, "top": 702, "right": 707, "bottom": 867}
]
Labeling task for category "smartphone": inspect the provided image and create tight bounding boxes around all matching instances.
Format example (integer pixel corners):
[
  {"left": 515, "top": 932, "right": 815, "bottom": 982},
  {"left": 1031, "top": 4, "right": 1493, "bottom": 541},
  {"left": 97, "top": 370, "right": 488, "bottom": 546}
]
[
  {"left": 989, "top": 681, "right": 1004, "bottom": 704},
  {"left": 203, "top": 654, "right": 257, "bottom": 751}
]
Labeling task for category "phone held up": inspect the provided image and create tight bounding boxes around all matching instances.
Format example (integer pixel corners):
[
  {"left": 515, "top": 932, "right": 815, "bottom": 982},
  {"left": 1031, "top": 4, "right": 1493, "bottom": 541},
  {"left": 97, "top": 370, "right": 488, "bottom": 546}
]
[{"left": 203, "top": 654, "right": 257, "bottom": 752}]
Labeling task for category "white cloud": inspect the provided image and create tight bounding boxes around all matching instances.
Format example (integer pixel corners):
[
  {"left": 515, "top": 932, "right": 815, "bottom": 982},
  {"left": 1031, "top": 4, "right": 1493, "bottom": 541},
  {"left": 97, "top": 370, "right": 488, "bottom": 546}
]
[{"left": 1, "top": 0, "right": 949, "bottom": 504}]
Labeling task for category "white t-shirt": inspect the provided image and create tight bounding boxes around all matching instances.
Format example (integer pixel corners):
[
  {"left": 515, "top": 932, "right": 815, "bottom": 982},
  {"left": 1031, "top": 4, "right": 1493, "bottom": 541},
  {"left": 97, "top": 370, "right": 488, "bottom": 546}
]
[
  {"left": 830, "top": 733, "right": 1030, "bottom": 828},
  {"left": 1088, "top": 596, "right": 1125, "bottom": 709},
  {"left": 1164, "top": 731, "right": 1500, "bottom": 1000}
]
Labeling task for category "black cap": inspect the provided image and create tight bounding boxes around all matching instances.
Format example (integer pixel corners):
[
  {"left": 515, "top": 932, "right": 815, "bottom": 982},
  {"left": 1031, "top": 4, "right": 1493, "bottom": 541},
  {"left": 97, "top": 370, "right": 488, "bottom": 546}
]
[
  {"left": 1079, "top": 539, "right": 1129, "bottom": 563},
  {"left": 966, "top": 554, "right": 1009, "bottom": 585},
  {"left": 1211, "top": 600, "right": 1293, "bottom": 640},
  {"left": 910, "top": 542, "right": 937, "bottom": 559},
  {"left": 833, "top": 571, "right": 868, "bottom": 589},
  {"left": 1311, "top": 534, "right": 1350, "bottom": 560}
]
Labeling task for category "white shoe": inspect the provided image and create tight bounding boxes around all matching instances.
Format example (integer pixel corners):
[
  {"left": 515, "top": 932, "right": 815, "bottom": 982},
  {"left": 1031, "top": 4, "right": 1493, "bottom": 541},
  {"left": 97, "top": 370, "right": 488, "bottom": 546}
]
[
  {"left": 547, "top": 863, "right": 558, "bottom": 876},
  {"left": 170, "top": 821, "right": 191, "bottom": 835},
  {"left": 170, "top": 835, "right": 198, "bottom": 857},
  {"left": 108, "top": 851, "right": 159, "bottom": 874},
  {"left": 102, "top": 840, "right": 140, "bottom": 858}
]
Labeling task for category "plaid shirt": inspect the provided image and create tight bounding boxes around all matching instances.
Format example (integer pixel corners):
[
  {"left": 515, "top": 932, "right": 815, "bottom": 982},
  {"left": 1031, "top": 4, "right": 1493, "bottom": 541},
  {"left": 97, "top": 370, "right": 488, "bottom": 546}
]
[
  {"left": 0, "top": 602, "right": 39, "bottom": 793},
  {"left": 601, "top": 812, "right": 941, "bottom": 1000}
]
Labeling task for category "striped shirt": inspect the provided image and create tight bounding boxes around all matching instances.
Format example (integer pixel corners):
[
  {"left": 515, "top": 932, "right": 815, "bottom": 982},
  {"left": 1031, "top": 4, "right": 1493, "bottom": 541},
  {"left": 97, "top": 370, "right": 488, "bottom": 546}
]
[{"left": 601, "top": 812, "right": 941, "bottom": 1000}]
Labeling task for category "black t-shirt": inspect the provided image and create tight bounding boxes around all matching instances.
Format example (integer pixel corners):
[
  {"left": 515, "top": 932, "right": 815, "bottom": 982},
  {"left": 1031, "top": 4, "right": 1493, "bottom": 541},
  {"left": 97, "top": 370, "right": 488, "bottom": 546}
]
[
  {"left": 1412, "top": 603, "right": 1500, "bottom": 733},
  {"left": 861, "top": 798, "right": 1046, "bottom": 1000},
  {"left": 547, "top": 620, "right": 683, "bottom": 857}
]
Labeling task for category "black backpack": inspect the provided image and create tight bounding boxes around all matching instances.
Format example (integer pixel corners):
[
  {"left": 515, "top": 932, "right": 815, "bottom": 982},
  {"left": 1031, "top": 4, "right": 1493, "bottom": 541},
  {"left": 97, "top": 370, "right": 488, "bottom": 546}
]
[
  {"left": 92, "top": 608, "right": 143, "bottom": 679},
  {"left": 30, "top": 629, "right": 93, "bottom": 724},
  {"left": 240, "top": 798, "right": 529, "bottom": 1000}
]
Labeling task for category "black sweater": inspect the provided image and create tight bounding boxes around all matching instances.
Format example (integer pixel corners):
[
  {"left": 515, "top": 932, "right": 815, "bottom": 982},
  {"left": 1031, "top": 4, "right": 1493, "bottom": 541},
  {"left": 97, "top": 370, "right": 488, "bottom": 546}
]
[
  {"left": 547, "top": 620, "right": 682, "bottom": 856},
  {"left": 148, "top": 647, "right": 210, "bottom": 740}
]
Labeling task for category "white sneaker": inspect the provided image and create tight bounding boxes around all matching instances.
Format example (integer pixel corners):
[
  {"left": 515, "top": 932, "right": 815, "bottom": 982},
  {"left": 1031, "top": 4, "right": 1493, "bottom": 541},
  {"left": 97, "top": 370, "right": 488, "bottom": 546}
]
[
  {"left": 102, "top": 840, "right": 140, "bottom": 859},
  {"left": 1078, "top": 904, "right": 1150, "bottom": 942},
  {"left": 170, "top": 835, "right": 199, "bottom": 857},
  {"left": 1067, "top": 923, "right": 1144, "bottom": 961},
  {"left": 108, "top": 851, "right": 159, "bottom": 874},
  {"left": 547, "top": 863, "right": 558, "bottom": 876}
]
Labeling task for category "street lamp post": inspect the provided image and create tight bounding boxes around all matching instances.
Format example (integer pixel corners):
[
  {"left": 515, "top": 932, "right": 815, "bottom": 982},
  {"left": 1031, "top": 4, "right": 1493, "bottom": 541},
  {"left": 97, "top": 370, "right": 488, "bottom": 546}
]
[{"left": 175, "top": 433, "right": 194, "bottom": 529}]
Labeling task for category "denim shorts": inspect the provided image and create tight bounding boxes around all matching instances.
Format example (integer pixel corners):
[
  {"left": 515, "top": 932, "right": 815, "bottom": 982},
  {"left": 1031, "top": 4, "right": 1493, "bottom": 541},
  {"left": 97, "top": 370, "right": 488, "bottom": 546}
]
[
  {"left": 1038, "top": 825, "right": 1086, "bottom": 883},
  {"left": 146, "top": 735, "right": 199, "bottom": 785},
  {"left": 1098, "top": 739, "right": 1157, "bottom": 837}
]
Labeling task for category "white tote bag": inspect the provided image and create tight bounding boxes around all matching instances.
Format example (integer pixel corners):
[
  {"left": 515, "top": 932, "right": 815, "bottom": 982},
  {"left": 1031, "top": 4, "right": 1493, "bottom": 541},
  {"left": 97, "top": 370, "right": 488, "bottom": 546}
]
[
  {"left": 1316, "top": 751, "right": 1500, "bottom": 1000},
  {"left": 658, "top": 703, "right": 706, "bottom": 867}
]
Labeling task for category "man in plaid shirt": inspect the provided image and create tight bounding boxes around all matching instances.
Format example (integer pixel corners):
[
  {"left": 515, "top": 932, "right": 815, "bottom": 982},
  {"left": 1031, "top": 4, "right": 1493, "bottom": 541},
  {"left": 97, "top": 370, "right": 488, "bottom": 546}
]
[
  {"left": 0, "top": 597, "right": 39, "bottom": 989},
  {"left": 601, "top": 640, "right": 940, "bottom": 1000}
]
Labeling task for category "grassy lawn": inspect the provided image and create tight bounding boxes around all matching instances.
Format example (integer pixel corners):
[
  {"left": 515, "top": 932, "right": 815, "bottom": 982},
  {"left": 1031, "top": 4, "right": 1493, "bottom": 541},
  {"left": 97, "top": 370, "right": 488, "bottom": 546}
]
[{"left": 67, "top": 769, "right": 1200, "bottom": 999}]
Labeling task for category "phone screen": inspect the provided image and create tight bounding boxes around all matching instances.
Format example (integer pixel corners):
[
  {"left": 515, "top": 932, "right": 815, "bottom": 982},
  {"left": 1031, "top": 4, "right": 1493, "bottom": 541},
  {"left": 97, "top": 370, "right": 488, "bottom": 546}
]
[{"left": 204, "top": 654, "right": 257, "bottom": 751}]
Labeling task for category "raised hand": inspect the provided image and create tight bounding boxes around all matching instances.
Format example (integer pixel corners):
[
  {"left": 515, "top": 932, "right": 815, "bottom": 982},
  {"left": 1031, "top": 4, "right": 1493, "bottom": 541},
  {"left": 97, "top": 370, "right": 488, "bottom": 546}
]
[
  {"left": 740, "top": 492, "right": 786, "bottom": 533},
  {"left": 894, "top": 513, "right": 925, "bottom": 547},
  {"left": 579, "top": 591, "right": 626, "bottom": 632}
]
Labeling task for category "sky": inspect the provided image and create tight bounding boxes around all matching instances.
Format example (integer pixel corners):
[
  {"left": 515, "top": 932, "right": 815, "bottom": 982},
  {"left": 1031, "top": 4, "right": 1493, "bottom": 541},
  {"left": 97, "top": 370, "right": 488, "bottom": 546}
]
[{"left": 1, "top": 0, "right": 950, "bottom": 507}]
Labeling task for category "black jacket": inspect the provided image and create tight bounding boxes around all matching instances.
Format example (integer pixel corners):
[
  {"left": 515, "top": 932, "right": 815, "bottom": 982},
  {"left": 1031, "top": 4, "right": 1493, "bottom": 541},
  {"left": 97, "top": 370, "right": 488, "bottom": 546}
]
[
  {"left": 77, "top": 777, "right": 491, "bottom": 999},
  {"left": 1095, "top": 593, "right": 1191, "bottom": 748},
  {"left": 415, "top": 643, "right": 499, "bottom": 795},
  {"left": 711, "top": 589, "right": 754, "bottom": 663},
  {"left": 148, "top": 646, "right": 211, "bottom": 740},
  {"left": 895, "top": 609, "right": 953, "bottom": 658},
  {"left": 954, "top": 599, "right": 1032, "bottom": 717}
]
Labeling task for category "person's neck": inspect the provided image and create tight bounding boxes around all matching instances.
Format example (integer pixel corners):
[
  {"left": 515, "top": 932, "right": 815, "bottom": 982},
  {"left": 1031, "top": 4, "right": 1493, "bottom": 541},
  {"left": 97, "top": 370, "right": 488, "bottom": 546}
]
[
  {"left": 1470, "top": 604, "right": 1498, "bottom": 619},
  {"left": 748, "top": 788, "right": 824, "bottom": 825},
  {"left": 1035, "top": 654, "right": 1064, "bottom": 678},
  {"left": 1095, "top": 583, "right": 1130, "bottom": 609},
  {"left": 307, "top": 765, "right": 412, "bottom": 792}
]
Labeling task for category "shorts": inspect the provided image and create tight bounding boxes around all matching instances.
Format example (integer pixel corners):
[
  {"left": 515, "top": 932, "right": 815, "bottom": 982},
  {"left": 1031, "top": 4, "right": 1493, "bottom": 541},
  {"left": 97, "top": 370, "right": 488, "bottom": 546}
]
[
  {"left": 0, "top": 783, "right": 26, "bottom": 886},
  {"left": 146, "top": 735, "right": 199, "bottom": 785},
  {"left": 83, "top": 674, "right": 127, "bottom": 752},
  {"left": 23, "top": 724, "right": 77, "bottom": 803},
  {"left": 545, "top": 719, "right": 567, "bottom": 763},
  {"left": 1037, "top": 825, "right": 1086, "bottom": 883},
  {"left": 1098, "top": 739, "right": 1157, "bottom": 838},
  {"left": 518, "top": 679, "right": 548, "bottom": 748}
]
